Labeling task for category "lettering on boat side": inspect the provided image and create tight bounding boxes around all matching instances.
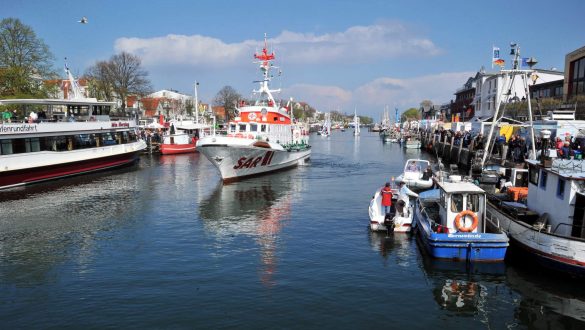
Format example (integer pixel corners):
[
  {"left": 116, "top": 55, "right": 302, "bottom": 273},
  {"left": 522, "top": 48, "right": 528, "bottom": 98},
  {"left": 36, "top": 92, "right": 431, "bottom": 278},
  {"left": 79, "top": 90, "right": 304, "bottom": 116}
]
[
  {"left": 447, "top": 234, "right": 482, "bottom": 238},
  {"left": 233, "top": 151, "right": 274, "bottom": 169},
  {"left": 112, "top": 122, "right": 130, "bottom": 127},
  {"left": 0, "top": 124, "right": 38, "bottom": 133}
]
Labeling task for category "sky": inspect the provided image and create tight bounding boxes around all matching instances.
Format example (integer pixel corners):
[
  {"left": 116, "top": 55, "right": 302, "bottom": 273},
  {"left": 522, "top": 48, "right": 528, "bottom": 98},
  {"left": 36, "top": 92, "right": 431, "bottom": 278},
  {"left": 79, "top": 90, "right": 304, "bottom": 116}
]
[{"left": 3, "top": 0, "right": 585, "bottom": 119}]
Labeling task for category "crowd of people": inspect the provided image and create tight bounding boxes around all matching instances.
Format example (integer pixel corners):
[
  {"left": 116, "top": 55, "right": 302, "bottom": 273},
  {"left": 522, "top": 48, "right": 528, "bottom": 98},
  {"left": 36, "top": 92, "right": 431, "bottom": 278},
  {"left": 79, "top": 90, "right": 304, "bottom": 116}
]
[{"left": 431, "top": 127, "right": 585, "bottom": 162}]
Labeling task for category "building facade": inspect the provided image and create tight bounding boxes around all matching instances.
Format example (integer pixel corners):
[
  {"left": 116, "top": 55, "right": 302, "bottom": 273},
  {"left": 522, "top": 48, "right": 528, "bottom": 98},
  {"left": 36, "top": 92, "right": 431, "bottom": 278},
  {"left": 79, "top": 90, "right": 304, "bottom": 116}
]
[{"left": 564, "top": 45, "right": 585, "bottom": 101}]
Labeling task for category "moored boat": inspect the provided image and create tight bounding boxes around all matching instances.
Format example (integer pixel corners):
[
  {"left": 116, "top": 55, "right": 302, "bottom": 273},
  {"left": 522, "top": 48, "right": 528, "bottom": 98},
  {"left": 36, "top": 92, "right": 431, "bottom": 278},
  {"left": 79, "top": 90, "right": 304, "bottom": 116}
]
[
  {"left": 485, "top": 157, "right": 585, "bottom": 277},
  {"left": 368, "top": 184, "right": 413, "bottom": 233},
  {"left": 196, "top": 35, "right": 311, "bottom": 182},
  {"left": 414, "top": 181, "right": 509, "bottom": 262},
  {"left": 395, "top": 159, "right": 434, "bottom": 190},
  {"left": 0, "top": 67, "right": 146, "bottom": 190}
]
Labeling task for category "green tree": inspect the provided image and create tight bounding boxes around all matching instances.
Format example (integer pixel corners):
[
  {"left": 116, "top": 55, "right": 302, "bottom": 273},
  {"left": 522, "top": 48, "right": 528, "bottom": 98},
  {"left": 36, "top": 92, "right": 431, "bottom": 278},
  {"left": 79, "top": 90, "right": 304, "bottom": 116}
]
[
  {"left": 401, "top": 107, "right": 421, "bottom": 121},
  {"left": 0, "top": 18, "right": 54, "bottom": 97}
]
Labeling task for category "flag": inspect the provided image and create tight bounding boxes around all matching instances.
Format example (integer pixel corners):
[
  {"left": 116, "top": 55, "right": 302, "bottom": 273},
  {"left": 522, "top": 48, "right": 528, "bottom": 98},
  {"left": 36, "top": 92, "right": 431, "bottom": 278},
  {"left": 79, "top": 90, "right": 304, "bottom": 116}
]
[
  {"left": 492, "top": 46, "right": 500, "bottom": 68},
  {"left": 521, "top": 57, "right": 530, "bottom": 68},
  {"left": 493, "top": 59, "right": 505, "bottom": 67}
]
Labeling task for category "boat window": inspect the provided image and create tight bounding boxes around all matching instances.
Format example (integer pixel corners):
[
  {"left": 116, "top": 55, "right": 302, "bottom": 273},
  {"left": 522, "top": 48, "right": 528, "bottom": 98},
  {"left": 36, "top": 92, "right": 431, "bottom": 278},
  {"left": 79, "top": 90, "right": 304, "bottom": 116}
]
[
  {"left": 557, "top": 179, "right": 565, "bottom": 199},
  {"left": 250, "top": 123, "right": 258, "bottom": 132},
  {"left": 466, "top": 194, "right": 481, "bottom": 212},
  {"left": 238, "top": 123, "right": 247, "bottom": 132},
  {"left": 528, "top": 164, "right": 539, "bottom": 185},
  {"left": 25, "top": 138, "right": 41, "bottom": 152},
  {"left": 260, "top": 124, "right": 267, "bottom": 132},
  {"left": 440, "top": 191, "right": 446, "bottom": 209},
  {"left": 0, "top": 139, "right": 13, "bottom": 155},
  {"left": 229, "top": 124, "right": 236, "bottom": 133},
  {"left": 540, "top": 171, "right": 547, "bottom": 189},
  {"left": 450, "top": 194, "right": 463, "bottom": 213}
]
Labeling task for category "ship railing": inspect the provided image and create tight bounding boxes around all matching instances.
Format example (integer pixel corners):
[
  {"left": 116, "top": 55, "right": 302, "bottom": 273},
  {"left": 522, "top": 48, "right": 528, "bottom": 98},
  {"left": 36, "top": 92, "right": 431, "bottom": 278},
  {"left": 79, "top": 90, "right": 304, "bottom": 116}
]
[{"left": 551, "top": 222, "right": 585, "bottom": 237}]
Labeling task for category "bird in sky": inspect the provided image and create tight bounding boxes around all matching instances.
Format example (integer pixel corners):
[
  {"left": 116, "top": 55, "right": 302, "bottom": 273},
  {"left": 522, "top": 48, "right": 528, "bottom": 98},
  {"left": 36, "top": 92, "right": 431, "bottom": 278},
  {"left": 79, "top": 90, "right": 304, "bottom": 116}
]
[{"left": 78, "top": 16, "right": 88, "bottom": 24}]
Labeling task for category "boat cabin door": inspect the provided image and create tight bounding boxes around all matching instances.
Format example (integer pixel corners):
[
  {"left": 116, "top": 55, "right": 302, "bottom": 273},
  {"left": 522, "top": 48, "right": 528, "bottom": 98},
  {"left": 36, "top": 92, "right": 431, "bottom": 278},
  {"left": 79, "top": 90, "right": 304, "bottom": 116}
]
[{"left": 440, "top": 191, "right": 485, "bottom": 233}]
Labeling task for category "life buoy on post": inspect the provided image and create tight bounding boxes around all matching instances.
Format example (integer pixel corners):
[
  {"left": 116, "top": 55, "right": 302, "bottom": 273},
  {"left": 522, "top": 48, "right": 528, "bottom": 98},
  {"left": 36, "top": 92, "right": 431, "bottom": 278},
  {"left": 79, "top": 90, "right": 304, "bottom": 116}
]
[{"left": 454, "top": 210, "right": 478, "bottom": 232}]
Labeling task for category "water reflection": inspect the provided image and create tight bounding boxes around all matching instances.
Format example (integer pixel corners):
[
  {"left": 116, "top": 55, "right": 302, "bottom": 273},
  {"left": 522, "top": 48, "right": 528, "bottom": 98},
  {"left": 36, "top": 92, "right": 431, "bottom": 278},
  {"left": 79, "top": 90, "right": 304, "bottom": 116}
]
[
  {"left": 199, "top": 172, "right": 302, "bottom": 287},
  {"left": 506, "top": 266, "right": 585, "bottom": 328},
  {"left": 368, "top": 231, "right": 414, "bottom": 268},
  {"left": 0, "top": 171, "right": 144, "bottom": 286}
]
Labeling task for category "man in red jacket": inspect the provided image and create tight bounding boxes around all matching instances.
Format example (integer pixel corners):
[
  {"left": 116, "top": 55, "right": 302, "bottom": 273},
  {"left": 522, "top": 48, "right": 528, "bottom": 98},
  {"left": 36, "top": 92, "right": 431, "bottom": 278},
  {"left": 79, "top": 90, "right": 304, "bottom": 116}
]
[{"left": 380, "top": 182, "right": 393, "bottom": 215}]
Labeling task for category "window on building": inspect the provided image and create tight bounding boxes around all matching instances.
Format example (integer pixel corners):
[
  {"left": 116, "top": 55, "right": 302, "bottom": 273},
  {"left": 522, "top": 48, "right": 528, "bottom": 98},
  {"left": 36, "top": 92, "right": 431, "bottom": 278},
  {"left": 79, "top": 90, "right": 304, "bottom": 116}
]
[
  {"left": 238, "top": 123, "right": 247, "bottom": 132},
  {"left": 250, "top": 123, "right": 258, "bottom": 132},
  {"left": 540, "top": 170, "right": 548, "bottom": 189},
  {"left": 557, "top": 178, "right": 566, "bottom": 199}
]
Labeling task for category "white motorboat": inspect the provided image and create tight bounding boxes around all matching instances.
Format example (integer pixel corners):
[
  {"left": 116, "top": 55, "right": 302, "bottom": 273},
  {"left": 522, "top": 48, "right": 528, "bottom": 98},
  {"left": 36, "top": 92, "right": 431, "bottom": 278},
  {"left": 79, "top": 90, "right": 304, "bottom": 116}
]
[
  {"left": 368, "top": 185, "right": 413, "bottom": 233},
  {"left": 395, "top": 159, "right": 434, "bottom": 190},
  {"left": 197, "top": 35, "right": 311, "bottom": 182}
]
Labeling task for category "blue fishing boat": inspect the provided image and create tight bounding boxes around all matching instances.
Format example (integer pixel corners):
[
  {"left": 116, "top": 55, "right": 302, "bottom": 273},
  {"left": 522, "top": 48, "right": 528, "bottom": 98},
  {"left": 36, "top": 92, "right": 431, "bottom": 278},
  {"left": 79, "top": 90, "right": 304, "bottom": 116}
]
[{"left": 414, "top": 181, "right": 508, "bottom": 262}]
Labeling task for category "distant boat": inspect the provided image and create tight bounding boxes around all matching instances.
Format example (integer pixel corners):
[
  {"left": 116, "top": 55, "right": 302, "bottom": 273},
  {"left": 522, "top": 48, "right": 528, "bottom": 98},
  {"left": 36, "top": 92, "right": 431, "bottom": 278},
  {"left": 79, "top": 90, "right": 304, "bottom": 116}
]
[{"left": 353, "top": 108, "right": 360, "bottom": 136}]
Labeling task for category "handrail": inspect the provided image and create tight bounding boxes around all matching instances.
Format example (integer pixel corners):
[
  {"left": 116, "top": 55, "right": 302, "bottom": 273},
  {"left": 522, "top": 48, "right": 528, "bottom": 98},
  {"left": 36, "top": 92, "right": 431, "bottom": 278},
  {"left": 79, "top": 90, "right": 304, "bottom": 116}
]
[{"left": 552, "top": 222, "right": 585, "bottom": 234}]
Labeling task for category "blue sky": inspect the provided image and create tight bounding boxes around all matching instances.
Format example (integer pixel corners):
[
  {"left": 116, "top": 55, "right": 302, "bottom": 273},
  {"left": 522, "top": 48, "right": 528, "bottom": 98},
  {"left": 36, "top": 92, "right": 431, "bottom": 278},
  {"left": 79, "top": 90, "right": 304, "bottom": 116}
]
[{"left": 3, "top": 0, "right": 585, "bottom": 118}]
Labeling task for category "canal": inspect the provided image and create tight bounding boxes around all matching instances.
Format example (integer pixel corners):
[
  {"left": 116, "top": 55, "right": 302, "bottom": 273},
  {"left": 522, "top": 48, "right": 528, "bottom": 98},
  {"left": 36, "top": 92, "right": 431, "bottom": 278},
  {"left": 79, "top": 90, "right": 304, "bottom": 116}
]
[{"left": 0, "top": 131, "right": 583, "bottom": 329}]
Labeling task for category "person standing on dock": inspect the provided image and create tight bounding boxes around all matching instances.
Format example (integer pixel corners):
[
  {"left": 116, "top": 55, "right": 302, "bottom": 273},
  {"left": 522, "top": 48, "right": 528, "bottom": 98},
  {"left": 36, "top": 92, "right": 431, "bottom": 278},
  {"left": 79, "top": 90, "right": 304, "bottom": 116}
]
[{"left": 380, "top": 182, "right": 393, "bottom": 215}]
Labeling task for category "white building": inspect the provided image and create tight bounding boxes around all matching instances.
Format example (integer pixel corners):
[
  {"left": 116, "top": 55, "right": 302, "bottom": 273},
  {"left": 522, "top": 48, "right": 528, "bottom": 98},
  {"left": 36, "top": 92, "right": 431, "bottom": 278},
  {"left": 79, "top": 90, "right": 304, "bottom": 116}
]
[{"left": 472, "top": 69, "right": 564, "bottom": 120}]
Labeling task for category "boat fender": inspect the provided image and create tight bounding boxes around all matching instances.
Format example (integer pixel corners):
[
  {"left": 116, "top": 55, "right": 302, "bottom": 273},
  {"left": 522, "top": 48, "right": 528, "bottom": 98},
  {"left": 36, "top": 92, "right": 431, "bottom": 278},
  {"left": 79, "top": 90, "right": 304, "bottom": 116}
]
[{"left": 454, "top": 210, "right": 478, "bottom": 233}]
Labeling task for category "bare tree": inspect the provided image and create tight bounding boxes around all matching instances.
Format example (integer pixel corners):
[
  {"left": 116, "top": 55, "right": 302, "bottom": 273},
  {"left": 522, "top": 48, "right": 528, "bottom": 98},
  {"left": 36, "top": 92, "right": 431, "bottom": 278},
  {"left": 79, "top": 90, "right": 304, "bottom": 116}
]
[
  {"left": 85, "top": 52, "right": 152, "bottom": 112},
  {"left": 85, "top": 60, "right": 114, "bottom": 101},
  {"left": 213, "top": 86, "right": 241, "bottom": 122},
  {"left": 0, "top": 18, "right": 54, "bottom": 97}
]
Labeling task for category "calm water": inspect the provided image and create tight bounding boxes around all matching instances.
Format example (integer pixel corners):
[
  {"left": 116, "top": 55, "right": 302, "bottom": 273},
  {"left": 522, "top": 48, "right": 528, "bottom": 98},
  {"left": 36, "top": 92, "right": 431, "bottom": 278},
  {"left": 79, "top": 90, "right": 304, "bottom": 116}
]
[{"left": 1, "top": 131, "right": 584, "bottom": 329}]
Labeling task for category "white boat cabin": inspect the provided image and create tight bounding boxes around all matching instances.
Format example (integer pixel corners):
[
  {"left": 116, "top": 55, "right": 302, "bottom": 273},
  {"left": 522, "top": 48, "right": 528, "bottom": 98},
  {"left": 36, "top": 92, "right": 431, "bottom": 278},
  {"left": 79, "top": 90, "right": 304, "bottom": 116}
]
[
  {"left": 526, "top": 159, "right": 585, "bottom": 238},
  {"left": 436, "top": 181, "right": 486, "bottom": 233},
  {"left": 227, "top": 105, "right": 308, "bottom": 146}
]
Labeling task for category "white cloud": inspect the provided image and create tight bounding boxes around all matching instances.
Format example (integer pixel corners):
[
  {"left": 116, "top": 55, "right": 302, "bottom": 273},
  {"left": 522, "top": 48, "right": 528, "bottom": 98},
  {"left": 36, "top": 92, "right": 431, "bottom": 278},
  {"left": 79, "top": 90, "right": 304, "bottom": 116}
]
[
  {"left": 284, "top": 84, "right": 353, "bottom": 110},
  {"left": 114, "top": 22, "right": 440, "bottom": 68},
  {"left": 287, "top": 72, "right": 474, "bottom": 116},
  {"left": 114, "top": 34, "right": 254, "bottom": 67}
]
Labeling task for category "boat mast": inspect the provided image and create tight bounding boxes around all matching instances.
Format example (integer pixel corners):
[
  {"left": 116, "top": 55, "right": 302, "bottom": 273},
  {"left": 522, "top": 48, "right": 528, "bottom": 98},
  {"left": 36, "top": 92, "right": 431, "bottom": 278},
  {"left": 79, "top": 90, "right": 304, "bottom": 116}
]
[
  {"left": 481, "top": 43, "right": 536, "bottom": 168},
  {"left": 253, "top": 33, "right": 280, "bottom": 107}
]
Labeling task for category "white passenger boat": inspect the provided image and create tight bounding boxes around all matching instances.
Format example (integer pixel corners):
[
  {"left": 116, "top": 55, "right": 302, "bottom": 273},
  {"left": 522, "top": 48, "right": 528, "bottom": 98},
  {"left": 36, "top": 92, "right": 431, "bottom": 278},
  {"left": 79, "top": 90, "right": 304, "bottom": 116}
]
[
  {"left": 395, "top": 159, "right": 434, "bottom": 190},
  {"left": 0, "top": 67, "right": 146, "bottom": 190},
  {"left": 196, "top": 35, "right": 311, "bottom": 182},
  {"left": 368, "top": 185, "right": 412, "bottom": 233}
]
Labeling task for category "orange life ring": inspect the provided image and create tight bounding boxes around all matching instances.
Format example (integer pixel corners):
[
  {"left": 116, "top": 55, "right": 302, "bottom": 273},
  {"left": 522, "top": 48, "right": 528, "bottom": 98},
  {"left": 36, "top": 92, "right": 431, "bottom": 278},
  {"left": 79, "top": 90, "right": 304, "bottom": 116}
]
[{"left": 454, "top": 210, "right": 478, "bottom": 232}]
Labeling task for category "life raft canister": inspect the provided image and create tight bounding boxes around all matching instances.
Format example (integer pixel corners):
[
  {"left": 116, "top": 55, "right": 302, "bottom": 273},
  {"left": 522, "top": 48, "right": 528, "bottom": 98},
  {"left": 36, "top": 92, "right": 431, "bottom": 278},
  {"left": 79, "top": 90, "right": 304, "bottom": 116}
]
[{"left": 454, "top": 210, "right": 478, "bottom": 232}]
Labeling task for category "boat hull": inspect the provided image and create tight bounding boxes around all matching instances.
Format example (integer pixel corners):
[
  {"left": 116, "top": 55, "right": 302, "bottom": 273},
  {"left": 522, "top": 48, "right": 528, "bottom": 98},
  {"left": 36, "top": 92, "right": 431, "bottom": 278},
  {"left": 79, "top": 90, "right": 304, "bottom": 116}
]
[
  {"left": 415, "top": 201, "right": 508, "bottom": 262},
  {"left": 395, "top": 175, "right": 433, "bottom": 190},
  {"left": 0, "top": 141, "right": 146, "bottom": 190},
  {"left": 197, "top": 137, "right": 311, "bottom": 182},
  {"left": 486, "top": 203, "right": 585, "bottom": 277},
  {"left": 160, "top": 143, "right": 196, "bottom": 154}
]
